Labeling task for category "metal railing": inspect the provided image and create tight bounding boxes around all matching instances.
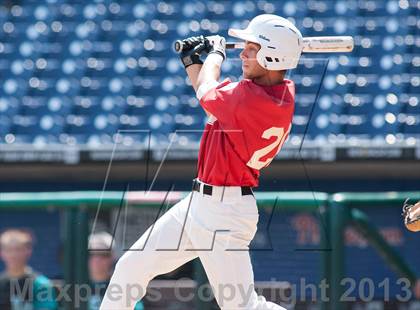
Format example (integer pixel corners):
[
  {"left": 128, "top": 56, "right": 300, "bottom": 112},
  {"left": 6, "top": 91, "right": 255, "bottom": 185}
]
[{"left": 1, "top": 190, "right": 419, "bottom": 309}]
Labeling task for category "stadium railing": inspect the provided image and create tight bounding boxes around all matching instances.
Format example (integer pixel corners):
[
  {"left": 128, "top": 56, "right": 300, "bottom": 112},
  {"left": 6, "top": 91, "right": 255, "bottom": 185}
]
[{"left": 0, "top": 191, "right": 419, "bottom": 310}]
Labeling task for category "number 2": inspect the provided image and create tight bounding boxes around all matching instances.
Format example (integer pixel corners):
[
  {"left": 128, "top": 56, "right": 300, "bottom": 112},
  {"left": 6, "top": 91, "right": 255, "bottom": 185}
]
[{"left": 247, "top": 125, "right": 291, "bottom": 170}]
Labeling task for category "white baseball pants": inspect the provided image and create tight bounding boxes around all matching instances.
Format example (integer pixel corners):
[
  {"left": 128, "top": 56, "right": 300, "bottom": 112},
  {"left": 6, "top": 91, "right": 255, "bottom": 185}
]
[{"left": 100, "top": 185, "right": 285, "bottom": 310}]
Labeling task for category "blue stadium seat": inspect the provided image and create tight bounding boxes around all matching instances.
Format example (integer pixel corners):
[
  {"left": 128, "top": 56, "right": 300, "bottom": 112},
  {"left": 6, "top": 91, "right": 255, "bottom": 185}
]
[
  {"left": 401, "top": 94, "right": 419, "bottom": 113},
  {"left": 358, "top": 0, "right": 412, "bottom": 17},
  {"left": 181, "top": 2, "right": 206, "bottom": 20},
  {"left": 178, "top": 94, "right": 202, "bottom": 115},
  {"left": 0, "top": 97, "right": 20, "bottom": 117},
  {"left": 155, "top": 95, "right": 182, "bottom": 114},
  {"left": 138, "top": 57, "right": 168, "bottom": 77},
  {"left": 300, "top": 17, "right": 358, "bottom": 37},
  {"left": 45, "top": 96, "right": 73, "bottom": 115},
  {"left": 280, "top": 1, "right": 308, "bottom": 18},
  {"left": 302, "top": 93, "right": 345, "bottom": 139},
  {"left": 65, "top": 113, "right": 119, "bottom": 139},
  {"left": 295, "top": 94, "right": 317, "bottom": 115},
  {"left": 408, "top": 54, "right": 419, "bottom": 74},
  {"left": 307, "top": 113, "right": 343, "bottom": 139},
  {"left": 321, "top": 73, "right": 350, "bottom": 95},
  {"left": 175, "top": 113, "right": 204, "bottom": 132},
  {"left": 0, "top": 115, "right": 12, "bottom": 140},
  {"left": 21, "top": 96, "right": 52, "bottom": 116},
  {"left": 206, "top": 1, "right": 233, "bottom": 19},
  {"left": 172, "top": 132, "right": 202, "bottom": 146},
  {"left": 118, "top": 114, "right": 150, "bottom": 132},
  {"left": 0, "top": 0, "right": 417, "bottom": 145},
  {"left": 0, "top": 78, "right": 27, "bottom": 97},
  {"left": 11, "top": 114, "right": 64, "bottom": 142},
  {"left": 402, "top": 114, "right": 420, "bottom": 136},
  {"left": 125, "top": 95, "right": 154, "bottom": 115},
  {"left": 358, "top": 17, "right": 410, "bottom": 37},
  {"left": 294, "top": 75, "right": 323, "bottom": 94}
]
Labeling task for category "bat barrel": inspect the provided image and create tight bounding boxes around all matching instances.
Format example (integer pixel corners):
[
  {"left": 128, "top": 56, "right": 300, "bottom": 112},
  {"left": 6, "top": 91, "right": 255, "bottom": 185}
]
[{"left": 302, "top": 36, "right": 354, "bottom": 53}]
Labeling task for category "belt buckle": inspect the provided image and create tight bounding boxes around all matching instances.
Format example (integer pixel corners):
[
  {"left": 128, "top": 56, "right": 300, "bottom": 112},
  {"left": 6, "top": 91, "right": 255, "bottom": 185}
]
[
  {"left": 193, "top": 179, "right": 206, "bottom": 196},
  {"left": 192, "top": 179, "right": 200, "bottom": 193}
]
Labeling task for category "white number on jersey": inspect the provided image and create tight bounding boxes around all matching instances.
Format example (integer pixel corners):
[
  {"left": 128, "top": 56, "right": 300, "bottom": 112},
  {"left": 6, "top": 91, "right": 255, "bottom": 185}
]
[{"left": 246, "top": 126, "right": 291, "bottom": 170}]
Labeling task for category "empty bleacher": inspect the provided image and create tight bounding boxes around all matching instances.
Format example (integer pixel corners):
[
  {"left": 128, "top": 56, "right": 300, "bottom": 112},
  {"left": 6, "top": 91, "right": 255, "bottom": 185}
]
[{"left": 0, "top": 0, "right": 418, "bottom": 148}]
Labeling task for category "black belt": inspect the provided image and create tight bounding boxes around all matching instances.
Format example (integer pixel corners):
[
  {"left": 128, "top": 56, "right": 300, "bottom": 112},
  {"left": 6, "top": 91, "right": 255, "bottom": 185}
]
[{"left": 192, "top": 179, "right": 253, "bottom": 196}]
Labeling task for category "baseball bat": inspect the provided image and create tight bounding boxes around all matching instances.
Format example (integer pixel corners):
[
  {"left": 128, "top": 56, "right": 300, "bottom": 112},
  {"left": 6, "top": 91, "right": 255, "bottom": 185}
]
[
  {"left": 174, "top": 40, "right": 243, "bottom": 53},
  {"left": 301, "top": 36, "right": 354, "bottom": 53},
  {"left": 174, "top": 36, "right": 353, "bottom": 53}
]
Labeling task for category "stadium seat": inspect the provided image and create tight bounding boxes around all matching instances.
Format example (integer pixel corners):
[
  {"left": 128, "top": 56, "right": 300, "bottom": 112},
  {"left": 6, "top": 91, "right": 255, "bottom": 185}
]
[{"left": 0, "top": 0, "right": 417, "bottom": 146}]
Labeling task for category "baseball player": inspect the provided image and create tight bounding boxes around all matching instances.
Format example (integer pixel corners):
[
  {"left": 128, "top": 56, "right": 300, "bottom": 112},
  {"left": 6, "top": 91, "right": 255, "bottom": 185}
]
[{"left": 100, "top": 14, "right": 302, "bottom": 310}]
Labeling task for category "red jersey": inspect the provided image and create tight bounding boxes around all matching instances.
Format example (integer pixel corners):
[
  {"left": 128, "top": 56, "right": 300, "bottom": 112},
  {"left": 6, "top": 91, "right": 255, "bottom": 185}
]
[{"left": 197, "top": 78, "right": 295, "bottom": 187}]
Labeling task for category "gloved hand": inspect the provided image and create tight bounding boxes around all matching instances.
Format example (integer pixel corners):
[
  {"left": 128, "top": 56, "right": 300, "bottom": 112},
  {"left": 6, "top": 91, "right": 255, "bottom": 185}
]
[
  {"left": 180, "top": 35, "right": 206, "bottom": 52},
  {"left": 402, "top": 199, "right": 420, "bottom": 232},
  {"left": 206, "top": 35, "right": 226, "bottom": 61},
  {"left": 180, "top": 35, "right": 210, "bottom": 68}
]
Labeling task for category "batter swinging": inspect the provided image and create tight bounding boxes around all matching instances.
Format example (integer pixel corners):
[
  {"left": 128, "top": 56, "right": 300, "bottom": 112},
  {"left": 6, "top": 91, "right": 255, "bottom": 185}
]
[{"left": 100, "top": 14, "right": 302, "bottom": 310}]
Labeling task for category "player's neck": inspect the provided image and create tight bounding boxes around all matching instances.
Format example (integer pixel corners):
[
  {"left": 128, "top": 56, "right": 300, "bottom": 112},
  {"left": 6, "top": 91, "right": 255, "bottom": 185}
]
[
  {"left": 7, "top": 266, "right": 27, "bottom": 278},
  {"left": 252, "top": 71, "right": 285, "bottom": 86},
  {"left": 90, "top": 271, "right": 111, "bottom": 282}
]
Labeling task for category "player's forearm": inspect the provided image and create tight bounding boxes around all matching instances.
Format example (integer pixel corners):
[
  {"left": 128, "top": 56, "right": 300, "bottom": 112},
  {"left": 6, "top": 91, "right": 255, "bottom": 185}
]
[
  {"left": 196, "top": 53, "right": 223, "bottom": 91},
  {"left": 185, "top": 64, "right": 203, "bottom": 93}
]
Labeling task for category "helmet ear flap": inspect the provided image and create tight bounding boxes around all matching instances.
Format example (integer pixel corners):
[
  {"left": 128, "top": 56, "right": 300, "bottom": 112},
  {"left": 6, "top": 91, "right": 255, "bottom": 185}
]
[
  {"left": 256, "top": 44, "right": 302, "bottom": 71},
  {"left": 256, "top": 49, "right": 268, "bottom": 69}
]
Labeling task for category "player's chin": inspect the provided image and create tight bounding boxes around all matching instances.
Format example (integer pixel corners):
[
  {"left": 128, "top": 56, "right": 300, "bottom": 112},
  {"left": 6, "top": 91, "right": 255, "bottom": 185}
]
[{"left": 242, "top": 68, "right": 251, "bottom": 79}]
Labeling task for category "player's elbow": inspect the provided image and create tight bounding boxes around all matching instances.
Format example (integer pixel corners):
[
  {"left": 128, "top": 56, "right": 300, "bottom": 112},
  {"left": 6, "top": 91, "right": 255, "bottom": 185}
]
[{"left": 196, "top": 80, "right": 219, "bottom": 101}]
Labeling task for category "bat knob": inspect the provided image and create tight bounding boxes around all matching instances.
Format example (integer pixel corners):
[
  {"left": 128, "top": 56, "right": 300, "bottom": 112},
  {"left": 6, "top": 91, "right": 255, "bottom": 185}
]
[{"left": 174, "top": 40, "right": 183, "bottom": 53}]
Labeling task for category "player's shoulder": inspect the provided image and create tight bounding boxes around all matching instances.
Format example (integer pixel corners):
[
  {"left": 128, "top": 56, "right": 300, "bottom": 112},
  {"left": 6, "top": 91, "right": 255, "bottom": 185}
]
[
  {"left": 275, "top": 78, "right": 295, "bottom": 106},
  {"left": 282, "top": 79, "right": 295, "bottom": 100},
  {"left": 218, "top": 79, "right": 258, "bottom": 98},
  {"left": 244, "top": 78, "right": 295, "bottom": 107},
  {"left": 217, "top": 78, "right": 241, "bottom": 92}
]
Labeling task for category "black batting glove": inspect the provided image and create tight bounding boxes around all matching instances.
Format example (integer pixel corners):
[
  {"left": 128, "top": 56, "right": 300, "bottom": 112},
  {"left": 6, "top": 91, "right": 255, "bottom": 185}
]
[
  {"left": 180, "top": 36, "right": 210, "bottom": 68},
  {"left": 180, "top": 35, "right": 206, "bottom": 52}
]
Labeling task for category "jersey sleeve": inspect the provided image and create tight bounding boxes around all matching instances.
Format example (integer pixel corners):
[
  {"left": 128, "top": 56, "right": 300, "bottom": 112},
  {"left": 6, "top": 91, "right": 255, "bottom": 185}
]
[{"left": 199, "top": 79, "right": 239, "bottom": 126}]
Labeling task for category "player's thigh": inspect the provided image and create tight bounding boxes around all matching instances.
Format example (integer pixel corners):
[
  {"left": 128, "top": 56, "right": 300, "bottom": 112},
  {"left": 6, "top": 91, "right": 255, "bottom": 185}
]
[{"left": 118, "top": 196, "right": 197, "bottom": 275}]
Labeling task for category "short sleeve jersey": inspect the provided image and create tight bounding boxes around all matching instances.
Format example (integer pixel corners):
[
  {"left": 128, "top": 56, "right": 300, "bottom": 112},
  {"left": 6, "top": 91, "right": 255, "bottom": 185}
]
[{"left": 198, "top": 78, "right": 295, "bottom": 187}]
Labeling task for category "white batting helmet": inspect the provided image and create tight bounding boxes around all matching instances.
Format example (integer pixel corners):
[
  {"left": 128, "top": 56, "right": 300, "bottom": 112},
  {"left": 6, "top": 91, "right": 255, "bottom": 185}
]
[{"left": 228, "top": 14, "right": 303, "bottom": 71}]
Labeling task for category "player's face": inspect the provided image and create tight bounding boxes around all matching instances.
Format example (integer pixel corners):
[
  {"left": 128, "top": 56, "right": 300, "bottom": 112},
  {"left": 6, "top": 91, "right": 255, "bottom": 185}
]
[
  {"left": 240, "top": 41, "right": 267, "bottom": 79},
  {"left": 0, "top": 243, "right": 32, "bottom": 270},
  {"left": 89, "top": 252, "right": 113, "bottom": 280}
]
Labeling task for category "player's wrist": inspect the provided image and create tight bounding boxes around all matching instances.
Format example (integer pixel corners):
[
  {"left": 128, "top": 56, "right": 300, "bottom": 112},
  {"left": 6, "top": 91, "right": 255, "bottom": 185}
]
[
  {"left": 206, "top": 52, "right": 224, "bottom": 67},
  {"left": 208, "top": 50, "right": 225, "bottom": 61},
  {"left": 181, "top": 53, "right": 203, "bottom": 68}
]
